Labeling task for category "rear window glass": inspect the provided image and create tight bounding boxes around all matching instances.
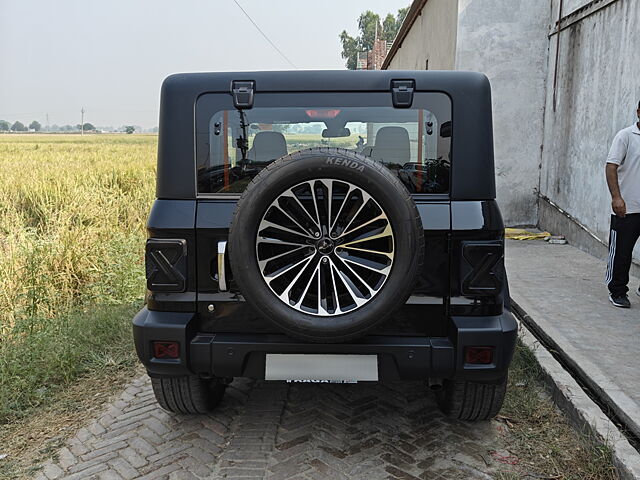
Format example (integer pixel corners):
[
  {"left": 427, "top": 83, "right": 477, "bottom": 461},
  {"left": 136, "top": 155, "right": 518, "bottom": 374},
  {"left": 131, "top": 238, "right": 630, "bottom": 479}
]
[{"left": 196, "top": 92, "right": 451, "bottom": 195}]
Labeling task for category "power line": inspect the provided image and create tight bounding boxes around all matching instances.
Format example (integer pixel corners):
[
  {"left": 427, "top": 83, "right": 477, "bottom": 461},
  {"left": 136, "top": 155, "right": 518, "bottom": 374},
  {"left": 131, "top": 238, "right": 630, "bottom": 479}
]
[{"left": 231, "top": 0, "right": 298, "bottom": 69}]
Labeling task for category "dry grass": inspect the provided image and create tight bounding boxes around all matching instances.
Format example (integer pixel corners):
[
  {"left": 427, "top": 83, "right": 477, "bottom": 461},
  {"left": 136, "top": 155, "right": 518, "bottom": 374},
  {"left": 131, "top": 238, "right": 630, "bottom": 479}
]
[
  {"left": 494, "top": 339, "right": 618, "bottom": 479},
  {"left": 0, "top": 134, "right": 155, "bottom": 423},
  {"left": 0, "top": 134, "right": 155, "bottom": 329},
  {"left": 0, "top": 134, "right": 155, "bottom": 478}
]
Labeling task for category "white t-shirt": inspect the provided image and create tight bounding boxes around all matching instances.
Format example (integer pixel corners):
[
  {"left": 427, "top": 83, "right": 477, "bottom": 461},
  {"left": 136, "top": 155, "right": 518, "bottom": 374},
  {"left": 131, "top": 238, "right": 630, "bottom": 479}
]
[{"left": 607, "top": 123, "right": 640, "bottom": 214}]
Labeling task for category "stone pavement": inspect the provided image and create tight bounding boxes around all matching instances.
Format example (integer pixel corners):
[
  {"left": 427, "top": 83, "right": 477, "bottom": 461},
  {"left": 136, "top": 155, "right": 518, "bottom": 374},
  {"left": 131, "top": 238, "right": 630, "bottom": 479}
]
[
  {"left": 506, "top": 239, "right": 640, "bottom": 439},
  {"left": 35, "top": 375, "right": 513, "bottom": 480},
  {"left": 36, "top": 237, "right": 640, "bottom": 480}
]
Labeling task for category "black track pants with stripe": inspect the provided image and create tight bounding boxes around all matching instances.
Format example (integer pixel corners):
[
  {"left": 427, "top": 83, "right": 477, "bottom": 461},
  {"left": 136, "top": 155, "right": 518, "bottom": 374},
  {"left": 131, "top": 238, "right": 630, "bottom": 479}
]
[{"left": 605, "top": 213, "right": 640, "bottom": 296}]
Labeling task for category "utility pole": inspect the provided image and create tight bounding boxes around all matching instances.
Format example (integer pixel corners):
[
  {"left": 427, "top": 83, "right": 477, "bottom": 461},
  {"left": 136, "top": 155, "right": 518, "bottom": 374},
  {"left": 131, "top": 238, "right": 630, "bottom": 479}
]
[
  {"left": 81, "top": 107, "right": 85, "bottom": 135},
  {"left": 373, "top": 22, "right": 378, "bottom": 70}
]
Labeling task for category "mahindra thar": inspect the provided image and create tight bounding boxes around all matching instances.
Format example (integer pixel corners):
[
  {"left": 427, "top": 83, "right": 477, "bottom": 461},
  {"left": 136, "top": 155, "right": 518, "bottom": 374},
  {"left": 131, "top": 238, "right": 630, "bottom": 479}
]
[{"left": 133, "top": 70, "right": 516, "bottom": 421}]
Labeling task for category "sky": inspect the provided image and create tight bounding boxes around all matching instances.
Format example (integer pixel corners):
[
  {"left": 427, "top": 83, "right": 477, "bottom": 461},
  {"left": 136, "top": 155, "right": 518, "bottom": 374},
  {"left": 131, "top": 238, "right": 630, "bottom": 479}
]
[{"left": 0, "top": 0, "right": 410, "bottom": 129}]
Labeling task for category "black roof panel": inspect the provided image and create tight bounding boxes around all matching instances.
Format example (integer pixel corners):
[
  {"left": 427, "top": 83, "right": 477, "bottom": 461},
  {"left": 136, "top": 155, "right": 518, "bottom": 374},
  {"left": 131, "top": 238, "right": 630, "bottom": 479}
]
[{"left": 157, "top": 70, "right": 494, "bottom": 200}]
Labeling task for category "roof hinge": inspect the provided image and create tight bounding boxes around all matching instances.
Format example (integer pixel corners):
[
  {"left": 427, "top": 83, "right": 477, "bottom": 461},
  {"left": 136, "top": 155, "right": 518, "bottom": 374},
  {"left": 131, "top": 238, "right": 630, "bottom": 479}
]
[
  {"left": 231, "top": 80, "right": 255, "bottom": 109},
  {"left": 391, "top": 79, "right": 415, "bottom": 108}
]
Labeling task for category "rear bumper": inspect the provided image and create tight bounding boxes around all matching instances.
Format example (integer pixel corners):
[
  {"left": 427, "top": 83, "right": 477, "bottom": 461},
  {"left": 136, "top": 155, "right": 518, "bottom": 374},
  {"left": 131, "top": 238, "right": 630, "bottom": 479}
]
[{"left": 133, "top": 308, "right": 517, "bottom": 382}]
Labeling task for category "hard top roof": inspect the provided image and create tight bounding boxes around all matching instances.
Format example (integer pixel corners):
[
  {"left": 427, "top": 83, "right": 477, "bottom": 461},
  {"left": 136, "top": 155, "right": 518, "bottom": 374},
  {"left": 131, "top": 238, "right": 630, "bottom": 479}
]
[
  {"left": 161, "top": 69, "right": 489, "bottom": 95},
  {"left": 156, "top": 70, "right": 495, "bottom": 200}
]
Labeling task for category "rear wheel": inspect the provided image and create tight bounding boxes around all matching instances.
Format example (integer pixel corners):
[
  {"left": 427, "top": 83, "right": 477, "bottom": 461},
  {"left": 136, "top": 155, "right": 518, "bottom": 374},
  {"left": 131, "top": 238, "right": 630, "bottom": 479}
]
[
  {"left": 151, "top": 376, "right": 226, "bottom": 414},
  {"left": 436, "top": 376, "right": 507, "bottom": 421}
]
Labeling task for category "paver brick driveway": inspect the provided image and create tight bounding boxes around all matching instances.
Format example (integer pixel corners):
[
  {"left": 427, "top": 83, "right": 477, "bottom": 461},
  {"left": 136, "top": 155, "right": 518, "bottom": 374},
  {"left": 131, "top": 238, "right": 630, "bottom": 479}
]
[{"left": 36, "top": 376, "right": 509, "bottom": 479}]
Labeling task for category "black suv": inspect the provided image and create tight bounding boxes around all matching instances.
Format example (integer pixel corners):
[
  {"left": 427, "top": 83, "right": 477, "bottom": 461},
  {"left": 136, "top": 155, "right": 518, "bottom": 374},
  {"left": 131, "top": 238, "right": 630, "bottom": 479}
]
[{"left": 133, "top": 70, "right": 516, "bottom": 421}]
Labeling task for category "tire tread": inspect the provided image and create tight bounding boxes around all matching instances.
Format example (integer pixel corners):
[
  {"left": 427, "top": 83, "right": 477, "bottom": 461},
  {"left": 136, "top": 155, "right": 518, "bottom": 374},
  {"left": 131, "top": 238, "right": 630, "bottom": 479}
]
[
  {"left": 151, "top": 376, "right": 226, "bottom": 414},
  {"left": 437, "top": 377, "right": 507, "bottom": 421}
]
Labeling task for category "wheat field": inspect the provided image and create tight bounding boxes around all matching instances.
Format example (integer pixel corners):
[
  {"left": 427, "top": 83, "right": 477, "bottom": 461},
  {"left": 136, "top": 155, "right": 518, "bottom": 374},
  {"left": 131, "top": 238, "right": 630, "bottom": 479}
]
[{"left": 0, "top": 134, "right": 156, "bottom": 421}]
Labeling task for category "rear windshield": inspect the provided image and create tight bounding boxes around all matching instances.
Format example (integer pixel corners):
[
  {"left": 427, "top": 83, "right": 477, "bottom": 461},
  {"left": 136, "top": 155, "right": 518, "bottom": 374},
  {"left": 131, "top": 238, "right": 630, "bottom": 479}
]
[{"left": 196, "top": 92, "right": 451, "bottom": 195}]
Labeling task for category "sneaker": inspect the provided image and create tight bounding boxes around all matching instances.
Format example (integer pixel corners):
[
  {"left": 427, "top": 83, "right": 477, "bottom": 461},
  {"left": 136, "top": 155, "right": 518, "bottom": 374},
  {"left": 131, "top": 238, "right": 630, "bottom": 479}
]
[{"left": 609, "top": 294, "right": 631, "bottom": 308}]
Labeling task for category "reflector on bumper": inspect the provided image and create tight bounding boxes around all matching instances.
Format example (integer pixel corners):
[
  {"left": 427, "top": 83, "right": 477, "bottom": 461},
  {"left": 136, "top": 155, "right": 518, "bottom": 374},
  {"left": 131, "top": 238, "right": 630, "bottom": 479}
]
[{"left": 153, "top": 341, "right": 180, "bottom": 359}]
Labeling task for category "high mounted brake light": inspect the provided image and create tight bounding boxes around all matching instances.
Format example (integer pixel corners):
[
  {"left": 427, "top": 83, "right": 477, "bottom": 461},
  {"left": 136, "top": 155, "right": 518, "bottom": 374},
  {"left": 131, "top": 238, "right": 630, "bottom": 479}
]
[{"left": 305, "top": 109, "right": 340, "bottom": 119}]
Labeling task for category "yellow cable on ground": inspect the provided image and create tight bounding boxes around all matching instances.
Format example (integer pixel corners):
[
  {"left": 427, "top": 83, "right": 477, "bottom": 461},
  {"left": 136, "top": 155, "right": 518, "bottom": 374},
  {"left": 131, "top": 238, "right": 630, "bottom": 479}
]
[{"left": 505, "top": 228, "right": 551, "bottom": 240}]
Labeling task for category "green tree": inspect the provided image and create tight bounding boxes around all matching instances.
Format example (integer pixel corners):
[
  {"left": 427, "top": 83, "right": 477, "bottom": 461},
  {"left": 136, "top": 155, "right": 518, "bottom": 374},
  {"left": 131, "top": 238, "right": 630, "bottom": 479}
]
[
  {"left": 382, "top": 14, "right": 397, "bottom": 42},
  {"left": 358, "top": 11, "right": 381, "bottom": 51},
  {"left": 0, "top": 120, "right": 10, "bottom": 131},
  {"left": 83, "top": 122, "right": 95, "bottom": 131},
  {"left": 339, "top": 11, "right": 382, "bottom": 70},
  {"left": 396, "top": 7, "right": 409, "bottom": 31},
  {"left": 11, "top": 121, "right": 26, "bottom": 132},
  {"left": 125, "top": 125, "right": 135, "bottom": 134},
  {"left": 396, "top": 5, "right": 410, "bottom": 25},
  {"left": 339, "top": 30, "right": 360, "bottom": 70},
  {"left": 29, "top": 120, "right": 41, "bottom": 132},
  {"left": 382, "top": 7, "right": 408, "bottom": 42},
  {"left": 339, "top": 6, "right": 409, "bottom": 70}
]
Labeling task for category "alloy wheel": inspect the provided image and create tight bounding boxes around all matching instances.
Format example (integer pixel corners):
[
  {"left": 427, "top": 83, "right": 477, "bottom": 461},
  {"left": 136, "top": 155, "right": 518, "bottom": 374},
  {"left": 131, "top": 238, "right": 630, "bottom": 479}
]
[{"left": 256, "top": 179, "right": 395, "bottom": 316}]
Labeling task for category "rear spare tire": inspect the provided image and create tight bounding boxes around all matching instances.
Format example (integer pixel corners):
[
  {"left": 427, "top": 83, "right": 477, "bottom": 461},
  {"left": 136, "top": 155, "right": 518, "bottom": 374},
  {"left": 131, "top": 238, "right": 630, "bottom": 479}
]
[{"left": 228, "top": 148, "right": 424, "bottom": 343}]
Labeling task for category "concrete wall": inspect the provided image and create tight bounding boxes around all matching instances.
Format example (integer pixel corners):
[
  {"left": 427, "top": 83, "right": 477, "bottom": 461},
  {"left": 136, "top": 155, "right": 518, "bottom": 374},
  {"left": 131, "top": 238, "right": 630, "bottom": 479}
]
[
  {"left": 455, "top": 0, "right": 550, "bottom": 226},
  {"left": 539, "top": 0, "right": 640, "bottom": 263},
  {"left": 385, "top": 0, "right": 640, "bottom": 266},
  {"left": 386, "top": 0, "right": 458, "bottom": 71},
  {"left": 563, "top": 0, "right": 598, "bottom": 13}
]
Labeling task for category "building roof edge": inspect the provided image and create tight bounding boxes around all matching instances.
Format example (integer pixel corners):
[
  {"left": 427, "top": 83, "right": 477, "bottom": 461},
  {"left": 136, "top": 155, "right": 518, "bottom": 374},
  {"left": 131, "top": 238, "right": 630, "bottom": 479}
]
[{"left": 381, "top": 0, "right": 429, "bottom": 70}]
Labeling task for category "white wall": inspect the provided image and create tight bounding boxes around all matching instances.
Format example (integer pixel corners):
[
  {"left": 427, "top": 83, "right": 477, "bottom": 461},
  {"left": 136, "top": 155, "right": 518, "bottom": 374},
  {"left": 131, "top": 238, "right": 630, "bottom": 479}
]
[
  {"left": 384, "top": 0, "right": 639, "bottom": 268},
  {"left": 539, "top": 0, "right": 640, "bottom": 262},
  {"left": 386, "top": 0, "right": 459, "bottom": 71},
  {"left": 455, "top": 0, "right": 550, "bottom": 226},
  {"left": 562, "top": 0, "right": 597, "bottom": 14}
]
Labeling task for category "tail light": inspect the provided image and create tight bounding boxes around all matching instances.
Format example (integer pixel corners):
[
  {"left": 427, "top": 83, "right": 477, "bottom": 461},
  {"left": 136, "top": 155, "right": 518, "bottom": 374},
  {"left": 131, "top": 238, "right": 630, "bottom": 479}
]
[
  {"left": 145, "top": 239, "right": 187, "bottom": 292},
  {"left": 460, "top": 241, "right": 503, "bottom": 295}
]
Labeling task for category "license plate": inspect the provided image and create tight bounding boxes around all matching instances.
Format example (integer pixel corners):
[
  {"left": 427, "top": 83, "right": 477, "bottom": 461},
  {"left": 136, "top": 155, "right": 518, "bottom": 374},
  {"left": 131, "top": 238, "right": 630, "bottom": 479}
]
[{"left": 265, "top": 354, "right": 378, "bottom": 383}]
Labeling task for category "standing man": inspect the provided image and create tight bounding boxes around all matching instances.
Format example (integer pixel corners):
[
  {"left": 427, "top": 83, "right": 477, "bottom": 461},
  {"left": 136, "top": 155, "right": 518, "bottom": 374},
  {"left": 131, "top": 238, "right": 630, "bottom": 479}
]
[{"left": 605, "top": 100, "right": 640, "bottom": 308}]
